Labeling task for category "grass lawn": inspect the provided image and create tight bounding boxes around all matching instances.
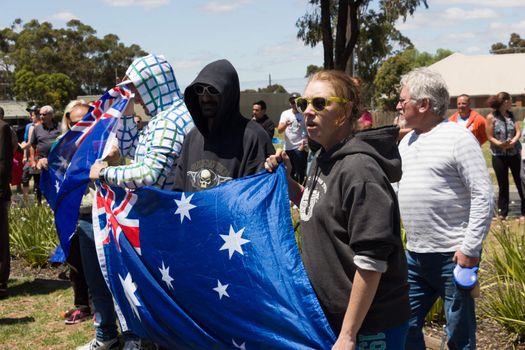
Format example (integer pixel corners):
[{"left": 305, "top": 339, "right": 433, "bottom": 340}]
[{"left": 0, "top": 270, "right": 94, "bottom": 350}]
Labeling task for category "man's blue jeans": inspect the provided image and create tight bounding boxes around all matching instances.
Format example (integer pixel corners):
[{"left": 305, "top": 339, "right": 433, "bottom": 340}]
[
  {"left": 78, "top": 216, "right": 119, "bottom": 341},
  {"left": 405, "top": 251, "right": 476, "bottom": 350}
]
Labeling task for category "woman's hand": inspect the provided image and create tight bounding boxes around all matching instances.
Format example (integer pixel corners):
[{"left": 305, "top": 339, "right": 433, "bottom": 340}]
[
  {"left": 331, "top": 334, "right": 356, "bottom": 350},
  {"left": 265, "top": 149, "right": 304, "bottom": 206},
  {"left": 264, "top": 149, "right": 292, "bottom": 178},
  {"left": 105, "top": 145, "right": 121, "bottom": 166},
  {"left": 36, "top": 158, "right": 48, "bottom": 170},
  {"left": 498, "top": 140, "right": 511, "bottom": 149},
  {"left": 90, "top": 162, "right": 106, "bottom": 181}
]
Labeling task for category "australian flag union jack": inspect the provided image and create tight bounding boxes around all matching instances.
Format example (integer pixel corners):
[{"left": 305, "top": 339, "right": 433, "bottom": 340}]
[
  {"left": 93, "top": 166, "right": 336, "bottom": 349},
  {"left": 41, "top": 87, "right": 131, "bottom": 256}
]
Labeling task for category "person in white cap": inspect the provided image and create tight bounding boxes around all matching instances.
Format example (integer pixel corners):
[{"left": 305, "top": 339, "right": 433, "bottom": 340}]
[{"left": 277, "top": 92, "right": 308, "bottom": 183}]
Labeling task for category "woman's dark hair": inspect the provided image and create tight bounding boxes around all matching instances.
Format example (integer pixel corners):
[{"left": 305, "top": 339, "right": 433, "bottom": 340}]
[{"left": 486, "top": 92, "right": 511, "bottom": 110}]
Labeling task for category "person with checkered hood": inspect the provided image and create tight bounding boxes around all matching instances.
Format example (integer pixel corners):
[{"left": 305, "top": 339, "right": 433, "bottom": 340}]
[
  {"left": 85, "top": 54, "right": 193, "bottom": 350},
  {"left": 91, "top": 53, "right": 194, "bottom": 190}
]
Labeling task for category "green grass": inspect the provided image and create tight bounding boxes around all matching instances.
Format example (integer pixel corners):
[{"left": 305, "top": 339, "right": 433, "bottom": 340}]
[{"left": 0, "top": 274, "right": 93, "bottom": 350}]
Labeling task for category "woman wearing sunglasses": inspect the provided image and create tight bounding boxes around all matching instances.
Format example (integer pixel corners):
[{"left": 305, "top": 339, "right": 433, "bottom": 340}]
[{"left": 265, "top": 70, "right": 409, "bottom": 350}]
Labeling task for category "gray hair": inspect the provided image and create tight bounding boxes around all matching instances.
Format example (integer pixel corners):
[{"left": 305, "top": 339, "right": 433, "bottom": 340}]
[
  {"left": 40, "top": 105, "right": 54, "bottom": 115},
  {"left": 400, "top": 68, "right": 449, "bottom": 118}
]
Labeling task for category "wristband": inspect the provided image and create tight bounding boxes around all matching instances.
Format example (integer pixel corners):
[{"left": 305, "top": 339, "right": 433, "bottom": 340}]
[{"left": 99, "top": 167, "right": 107, "bottom": 183}]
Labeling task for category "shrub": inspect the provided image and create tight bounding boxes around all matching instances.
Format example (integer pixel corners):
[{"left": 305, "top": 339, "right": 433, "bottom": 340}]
[
  {"left": 426, "top": 297, "right": 445, "bottom": 323},
  {"left": 482, "top": 223, "right": 525, "bottom": 341},
  {"left": 8, "top": 203, "right": 59, "bottom": 267}
]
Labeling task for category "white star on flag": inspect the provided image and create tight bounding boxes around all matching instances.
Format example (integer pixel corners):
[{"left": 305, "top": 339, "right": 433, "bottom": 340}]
[
  {"left": 174, "top": 193, "right": 196, "bottom": 223},
  {"left": 119, "top": 273, "right": 141, "bottom": 319},
  {"left": 55, "top": 180, "right": 60, "bottom": 193},
  {"left": 159, "top": 261, "right": 174, "bottom": 289},
  {"left": 232, "top": 339, "right": 246, "bottom": 350},
  {"left": 219, "top": 225, "right": 250, "bottom": 259},
  {"left": 213, "top": 280, "right": 229, "bottom": 300},
  {"left": 57, "top": 155, "right": 69, "bottom": 171}
]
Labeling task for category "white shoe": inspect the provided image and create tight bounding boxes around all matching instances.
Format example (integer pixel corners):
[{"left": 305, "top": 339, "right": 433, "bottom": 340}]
[{"left": 76, "top": 338, "right": 119, "bottom": 350}]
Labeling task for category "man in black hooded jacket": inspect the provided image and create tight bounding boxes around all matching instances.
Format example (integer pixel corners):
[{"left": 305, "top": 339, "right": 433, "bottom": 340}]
[{"left": 173, "top": 59, "right": 274, "bottom": 191}]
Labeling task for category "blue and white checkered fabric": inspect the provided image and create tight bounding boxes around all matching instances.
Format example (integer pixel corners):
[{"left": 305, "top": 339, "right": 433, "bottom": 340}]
[{"left": 105, "top": 54, "right": 194, "bottom": 190}]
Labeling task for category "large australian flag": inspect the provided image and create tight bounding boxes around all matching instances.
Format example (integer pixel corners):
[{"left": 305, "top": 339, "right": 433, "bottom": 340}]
[
  {"left": 41, "top": 87, "right": 131, "bottom": 257},
  {"left": 93, "top": 165, "right": 336, "bottom": 349}
]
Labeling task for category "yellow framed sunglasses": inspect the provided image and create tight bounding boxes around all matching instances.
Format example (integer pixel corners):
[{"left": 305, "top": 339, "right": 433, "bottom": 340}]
[{"left": 295, "top": 96, "right": 350, "bottom": 113}]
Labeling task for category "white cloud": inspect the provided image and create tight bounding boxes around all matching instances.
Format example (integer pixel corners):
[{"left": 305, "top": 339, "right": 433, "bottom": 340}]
[
  {"left": 443, "top": 7, "right": 497, "bottom": 20},
  {"left": 446, "top": 32, "right": 475, "bottom": 40},
  {"left": 464, "top": 46, "right": 482, "bottom": 54},
  {"left": 397, "top": 7, "right": 497, "bottom": 31},
  {"left": 173, "top": 50, "right": 216, "bottom": 70},
  {"left": 174, "top": 59, "right": 207, "bottom": 70},
  {"left": 102, "top": 0, "right": 170, "bottom": 9},
  {"left": 198, "top": 0, "right": 253, "bottom": 13},
  {"left": 490, "top": 20, "right": 525, "bottom": 31},
  {"left": 259, "top": 38, "right": 323, "bottom": 65},
  {"left": 46, "top": 11, "right": 78, "bottom": 22},
  {"left": 436, "top": 0, "right": 525, "bottom": 7}
]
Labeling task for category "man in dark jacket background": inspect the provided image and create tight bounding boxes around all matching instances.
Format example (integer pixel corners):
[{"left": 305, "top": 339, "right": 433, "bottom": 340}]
[
  {"left": 0, "top": 107, "right": 13, "bottom": 299},
  {"left": 252, "top": 100, "right": 275, "bottom": 139},
  {"left": 173, "top": 59, "right": 274, "bottom": 192}
]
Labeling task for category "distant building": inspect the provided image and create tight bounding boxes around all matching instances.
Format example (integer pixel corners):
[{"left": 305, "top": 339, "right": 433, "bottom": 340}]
[
  {"left": 0, "top": 100, "right": 28, "bottom": 120},
  {"left": 0, "top": 100, "right": 30, "bottom": 138},
  {"left": 428, "top": 52, "right": 525, "bottom": 109}
]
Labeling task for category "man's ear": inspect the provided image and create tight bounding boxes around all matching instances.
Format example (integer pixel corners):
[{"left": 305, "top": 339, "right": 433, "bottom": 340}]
[{"left": 418, "top": 98, "right": 431, "bottom": 113}]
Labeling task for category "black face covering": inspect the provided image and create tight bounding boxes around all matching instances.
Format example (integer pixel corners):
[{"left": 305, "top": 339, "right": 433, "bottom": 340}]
[{"left": 184, "top": 59, "right": 241, "bottom": 139}]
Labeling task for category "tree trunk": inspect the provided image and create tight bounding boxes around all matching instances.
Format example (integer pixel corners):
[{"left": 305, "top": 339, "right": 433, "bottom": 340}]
[
  {"left": 320, "top": 0, "right": 334, "bottom": 69},
  {"left": 334, "top": 0, "right": 363, "bottom": 74},
  {"left": 344, "top": 5, "right": 354, "bottom": 75},
  {"left": 334, "top": 0, "right": 349, "bottom": 71}
]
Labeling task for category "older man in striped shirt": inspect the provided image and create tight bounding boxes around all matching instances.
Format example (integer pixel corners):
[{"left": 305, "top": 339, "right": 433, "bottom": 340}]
[{"left": 396, "top": 68, "right": 492, "bottom": 350}]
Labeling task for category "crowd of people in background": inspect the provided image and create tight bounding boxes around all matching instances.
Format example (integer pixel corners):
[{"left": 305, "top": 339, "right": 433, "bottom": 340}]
[{"left": 1, "top": 53, "right": 523, "bottom": 350}]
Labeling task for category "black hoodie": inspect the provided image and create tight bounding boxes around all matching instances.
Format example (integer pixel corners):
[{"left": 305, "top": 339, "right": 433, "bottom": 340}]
[
  {"left": 173, "top": 60, "right": 274, "bottom": 191},
  {"left": 299, "top": 125, "right": 410, "bottom": 334}
]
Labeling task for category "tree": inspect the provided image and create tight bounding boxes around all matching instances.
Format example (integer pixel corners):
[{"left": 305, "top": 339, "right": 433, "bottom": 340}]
[
  {"left": 13, "top": 69, "right": 75, "bottom": 110},
  {"left": 373, "top": 48, "right": 453, "bottom": 110},
  {"left": 34, "top": 73, "right": 76, "bottom": 110},
  {"left": 305, "top": 64, "right": 323, "bottom": 77},
  {"left": 13, "top": 69, "right": 38, "bottom": 102},
  {"left": 491, "top": 33, "right": 525, "bottom": 54},
  {"left": 0, "top": 18, "right": 146, "bottom": 107},
  {"left": 296, "top": 0, "right": 428, "bottom": 74},
  {"left": 258, "top": 84, "right": 288, "bottom": 94},
  {"left": 353, "top": 7, "right": 413, "bottom": 104},
  {"left": 373, "top": 54, "right": 411, "bottom": 111}
]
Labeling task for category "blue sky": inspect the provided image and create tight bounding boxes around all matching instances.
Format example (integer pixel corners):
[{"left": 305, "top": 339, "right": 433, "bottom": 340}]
[{"left": 1, "top": 0, "right": 524, "bottom": 92}]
